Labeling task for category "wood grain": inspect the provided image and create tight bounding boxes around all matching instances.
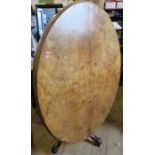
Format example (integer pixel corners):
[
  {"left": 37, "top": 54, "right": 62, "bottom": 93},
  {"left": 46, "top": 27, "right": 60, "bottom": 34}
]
[{"left": 33, "top": 1, "right": 120, "bottom": 143}]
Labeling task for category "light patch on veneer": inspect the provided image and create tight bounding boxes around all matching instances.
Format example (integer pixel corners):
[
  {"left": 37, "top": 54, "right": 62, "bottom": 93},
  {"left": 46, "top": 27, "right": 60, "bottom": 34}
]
[{"left": 45, "top": 50, "right": 52, "bottom": 59}]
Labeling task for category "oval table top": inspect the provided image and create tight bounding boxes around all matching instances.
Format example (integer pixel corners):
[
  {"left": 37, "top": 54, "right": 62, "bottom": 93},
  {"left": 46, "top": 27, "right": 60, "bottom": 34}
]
[{"left": 33, "top": 1, "right": 121, "bottom": 143}]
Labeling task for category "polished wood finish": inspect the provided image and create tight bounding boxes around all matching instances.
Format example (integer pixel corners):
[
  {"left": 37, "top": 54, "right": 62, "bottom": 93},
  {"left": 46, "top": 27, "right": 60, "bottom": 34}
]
[{"left": 33, "top": 1, "right": 120, "bottom": 143}]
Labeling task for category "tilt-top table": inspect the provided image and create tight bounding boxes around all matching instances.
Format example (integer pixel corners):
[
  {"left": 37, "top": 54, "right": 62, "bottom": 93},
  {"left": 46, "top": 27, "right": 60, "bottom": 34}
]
[{"left": 33, "top": 1, "right": 120, "bottom": 153}]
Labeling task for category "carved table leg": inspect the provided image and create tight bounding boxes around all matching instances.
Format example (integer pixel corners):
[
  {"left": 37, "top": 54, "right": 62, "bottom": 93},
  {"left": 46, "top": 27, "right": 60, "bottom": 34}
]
[
  {"left": 51, "top": 140, "right": 62, "bottom": 154},
  {"left": 90, "top": 134, "right": 102, "bottom": 147}
]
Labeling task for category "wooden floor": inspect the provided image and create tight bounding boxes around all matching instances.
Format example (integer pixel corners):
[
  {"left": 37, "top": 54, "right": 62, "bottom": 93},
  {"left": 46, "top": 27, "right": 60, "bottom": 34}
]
[{"left": 32, "top": 108, "right": 123, "bottom": 155}]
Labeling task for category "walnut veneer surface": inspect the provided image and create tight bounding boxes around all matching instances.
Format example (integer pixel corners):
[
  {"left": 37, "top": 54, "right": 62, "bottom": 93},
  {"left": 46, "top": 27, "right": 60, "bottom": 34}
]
[{"left": 33, "top": 1, "right": 120, "bottom": 143}]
